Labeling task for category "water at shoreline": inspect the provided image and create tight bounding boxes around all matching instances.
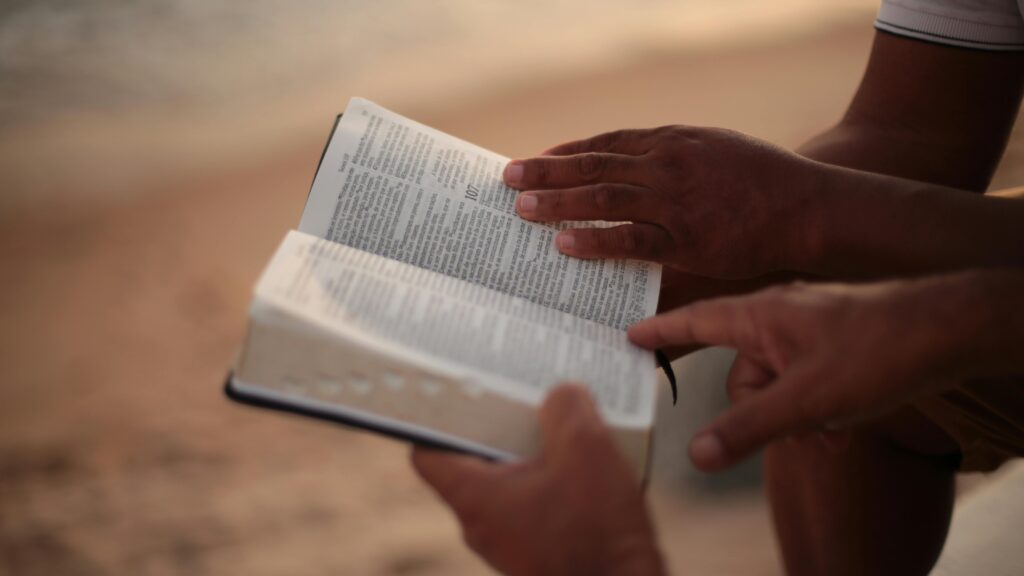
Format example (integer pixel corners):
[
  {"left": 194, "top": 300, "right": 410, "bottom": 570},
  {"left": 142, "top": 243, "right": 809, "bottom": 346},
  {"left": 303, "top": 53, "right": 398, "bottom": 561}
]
[
  {"left": 2, "top": 1, "right": 876, "bottom": 117},
  {"left": 0, "top": 1, "right": 875, "bottom": 207}
]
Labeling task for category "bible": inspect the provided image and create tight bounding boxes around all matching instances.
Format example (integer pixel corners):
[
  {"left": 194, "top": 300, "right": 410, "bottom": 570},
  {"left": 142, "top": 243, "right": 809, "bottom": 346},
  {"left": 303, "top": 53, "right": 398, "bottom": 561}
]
[{"left": 227, "top": 98, "right": 662, "bottom": 476}]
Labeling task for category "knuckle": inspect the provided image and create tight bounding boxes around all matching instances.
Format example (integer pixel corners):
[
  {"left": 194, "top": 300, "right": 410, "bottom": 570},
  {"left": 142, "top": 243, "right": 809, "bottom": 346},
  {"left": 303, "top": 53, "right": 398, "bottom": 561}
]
[
  {"left": 623, "top": 228, "right": 641, "bottom": 252},
  {"left": 576, "top": 153, "right": 606, "bottom": 182},
  {"left": 591, "top": 131, "right": 620, "bottom": 152},
  {"left": 533, "top": 160, "right": 550, "bottom": 184},
  {"left": 546, "top": 190, "right": 565, "bottom": 212},
  {"left": 652, "top": 125, "right": 677, "bottom": 139},
  {"left": 661, "top": 124, "right": 694, "bottom": 142},
  {"left": 618, "top": 227, "right": 647, "bottom": 254},
  {"left": 599, "top": 227, "right": 635, "bottom": 253},
  {"left": 713, "top": 126, "right": 744, "bottom": 142},
  {"left": 650, "top": 126, "right": 696, "bottom": 160},
  {"left": 590, "top": 183, "right": 623, "bottom": 211}
]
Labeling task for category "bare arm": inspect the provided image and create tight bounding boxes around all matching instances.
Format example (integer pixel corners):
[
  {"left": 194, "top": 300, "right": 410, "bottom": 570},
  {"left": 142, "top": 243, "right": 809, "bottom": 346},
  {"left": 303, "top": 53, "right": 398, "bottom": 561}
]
[
  {"left": 801, "top": 164, "right": 1024, "bottom": 277},
  {"left": 798, "top": 31, "right": 1024, "bottom": 191},
  {"left": 796, "top": 32, "right": 1024, "bottom": 276},
  {"left": 503, "top": 32, "right": 1024, "bottom": 280},
  {"left": 503, "top": 125, "right": 1024, "bottom": 280},
  {"left": 627, "top": 268, "right": 1024, "bottom": 471}
]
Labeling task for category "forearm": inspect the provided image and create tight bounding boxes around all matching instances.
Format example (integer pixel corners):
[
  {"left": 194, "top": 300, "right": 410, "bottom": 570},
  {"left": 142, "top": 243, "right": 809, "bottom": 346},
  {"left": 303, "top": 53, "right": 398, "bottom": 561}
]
[
  {"left": 796, "top": 32, "right": 1024, "bottom": 191},
  {"left": 966, "top": 269, "right": 1024, "bottom": 376},
  {"left": 917, "top": 269, "right": 1024, "bottom": 379},
  {"left": 801, "top": 164, "right": 1024, "bottom": 278},
  {"left": 797, "top": 122, "right": 995, "bottom": 192},
  {"left": 790, "top": 31, "right": 1024, "bottom": 277}
]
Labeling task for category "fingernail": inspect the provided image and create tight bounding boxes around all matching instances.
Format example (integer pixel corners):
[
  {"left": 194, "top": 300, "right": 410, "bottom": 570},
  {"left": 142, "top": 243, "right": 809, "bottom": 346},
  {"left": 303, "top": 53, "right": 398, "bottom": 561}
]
[
  {"left": 504, "top": 162, "right": 524, "bottom": 185},
  {"left": 556, "top": 233, "right": 575, "bottom": 251},
  {"left": 689, "top": 432, "right": 725, "bottom": 466},
  {"left": 517, "top": 193, "right": 537, "bottom": 214}
]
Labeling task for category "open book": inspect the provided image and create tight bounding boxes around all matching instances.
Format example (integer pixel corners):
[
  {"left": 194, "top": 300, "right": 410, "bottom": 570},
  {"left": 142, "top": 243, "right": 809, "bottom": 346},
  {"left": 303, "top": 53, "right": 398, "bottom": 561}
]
[{"left": 227, "top": 98, "right": 662, "bottom": 476}]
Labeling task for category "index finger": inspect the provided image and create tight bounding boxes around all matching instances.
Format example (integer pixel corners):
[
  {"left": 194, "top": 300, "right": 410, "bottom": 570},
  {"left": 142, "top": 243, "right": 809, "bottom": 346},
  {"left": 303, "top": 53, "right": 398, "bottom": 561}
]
[
  {"left": 627, "top": 298, "right": 751, "bottom": 351},
  {"left": 542, "top": 128, "right": 659, "bottom": 157}
]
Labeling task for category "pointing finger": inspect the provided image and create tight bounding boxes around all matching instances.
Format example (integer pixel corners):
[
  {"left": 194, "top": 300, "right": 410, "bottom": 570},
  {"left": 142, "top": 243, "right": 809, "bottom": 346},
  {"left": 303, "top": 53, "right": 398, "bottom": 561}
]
[{"left": 628, "top": 298, "right": 751, "bottom": 351}]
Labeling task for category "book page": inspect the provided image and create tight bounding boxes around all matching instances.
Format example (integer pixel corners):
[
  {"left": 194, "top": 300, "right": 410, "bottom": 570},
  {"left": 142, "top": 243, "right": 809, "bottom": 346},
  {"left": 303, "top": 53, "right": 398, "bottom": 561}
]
[
  {"left": 299, "top": 97, "right": 660, "bottom": 330},
  {"left": 255, "top": 230, "right": 657, "bottom": 427}
]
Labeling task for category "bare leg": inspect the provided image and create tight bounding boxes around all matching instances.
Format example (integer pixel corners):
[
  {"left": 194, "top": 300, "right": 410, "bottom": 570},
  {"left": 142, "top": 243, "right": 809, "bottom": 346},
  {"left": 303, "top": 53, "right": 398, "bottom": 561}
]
[{"left": 765, "top": 409, "right": 958, "bottom": 576}]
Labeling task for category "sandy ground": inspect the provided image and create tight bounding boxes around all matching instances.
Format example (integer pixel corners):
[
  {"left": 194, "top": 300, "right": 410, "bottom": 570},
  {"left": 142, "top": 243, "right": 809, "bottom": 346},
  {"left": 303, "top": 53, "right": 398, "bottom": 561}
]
[{"left": 2, "top": 15, "right": 1022, "bottom": 576}]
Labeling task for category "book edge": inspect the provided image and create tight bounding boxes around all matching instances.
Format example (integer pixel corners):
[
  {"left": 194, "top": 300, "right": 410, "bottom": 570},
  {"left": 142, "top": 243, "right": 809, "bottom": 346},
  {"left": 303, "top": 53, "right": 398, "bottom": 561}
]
[
  {"left": 225, "top": 372, "right": 516, "bottom": 462},
  {"left": 303, "top": 113, "right": 343, "bottom": 211}
]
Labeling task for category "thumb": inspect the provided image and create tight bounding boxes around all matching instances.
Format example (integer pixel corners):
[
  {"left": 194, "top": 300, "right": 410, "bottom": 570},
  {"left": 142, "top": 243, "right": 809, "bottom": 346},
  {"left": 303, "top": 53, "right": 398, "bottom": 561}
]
[
  {"left": 689, "top": 367, "right": 826, "bottom": 471},
  {"left": 539, "top": 383, "right": 618, "bottom": 467}
]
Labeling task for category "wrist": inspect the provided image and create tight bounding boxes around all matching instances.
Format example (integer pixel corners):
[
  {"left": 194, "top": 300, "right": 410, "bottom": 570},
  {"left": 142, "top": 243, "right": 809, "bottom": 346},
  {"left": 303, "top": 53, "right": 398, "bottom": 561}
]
[
  {"left": 778, "top": 155, "right": 835, "bottom": 274},
  {"left": 955, "top": 269, "right": 1024, "bottom": 376},
  {"left": 796, "top": 163, "right": 944, "bottom": 279},
  {"left": 905, "top": 270, "right": 1024, "bottom": 382},
  {"left": 787, "top": 159, "right": 847, "bottom": 276}
]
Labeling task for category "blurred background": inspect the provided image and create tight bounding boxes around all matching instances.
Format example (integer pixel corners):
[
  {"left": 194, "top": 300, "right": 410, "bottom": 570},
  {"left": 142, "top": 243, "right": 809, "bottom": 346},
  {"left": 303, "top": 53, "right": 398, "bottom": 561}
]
[{"left": 2, "top": 1, "right": 1022, "bottom": 575}]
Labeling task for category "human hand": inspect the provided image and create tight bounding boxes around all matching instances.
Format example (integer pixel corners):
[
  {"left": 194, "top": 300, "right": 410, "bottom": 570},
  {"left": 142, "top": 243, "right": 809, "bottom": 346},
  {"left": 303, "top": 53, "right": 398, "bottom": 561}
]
[
  {"left": 504, "top": 127, "right": 827, "bottom": 278},
  {"left": 657, "top": 268, "right": 805, "bottom": 360},
  {"left": 411, "top": 385, "right": 665, "bottom": 576},
  {"left": 629, "top": 273, "right": 996, "bottom": 471}
]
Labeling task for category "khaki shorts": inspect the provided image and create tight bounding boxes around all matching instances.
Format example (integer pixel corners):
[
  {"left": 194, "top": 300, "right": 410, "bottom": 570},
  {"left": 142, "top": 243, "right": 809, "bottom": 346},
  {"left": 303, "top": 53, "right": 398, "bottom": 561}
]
[
  {"left": 913, "top": 378, "right": 1024, "bottom": 472},
  {"left": 912, "top": 186, "right": 1024, "bottom": 472}
]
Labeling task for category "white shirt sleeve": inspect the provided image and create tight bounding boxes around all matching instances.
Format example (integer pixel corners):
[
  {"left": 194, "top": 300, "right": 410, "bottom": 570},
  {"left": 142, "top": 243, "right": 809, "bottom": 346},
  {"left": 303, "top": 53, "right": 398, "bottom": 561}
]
[{"left": 876, "top": 0, "right": 1024, "bottom": 50}]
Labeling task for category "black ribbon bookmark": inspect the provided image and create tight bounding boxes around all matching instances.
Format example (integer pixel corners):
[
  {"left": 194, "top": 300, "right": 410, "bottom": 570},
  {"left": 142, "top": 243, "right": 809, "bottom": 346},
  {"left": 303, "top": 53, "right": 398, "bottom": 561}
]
[{"left": 654, "top": 349, "right": 677, "bottom": 405}]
